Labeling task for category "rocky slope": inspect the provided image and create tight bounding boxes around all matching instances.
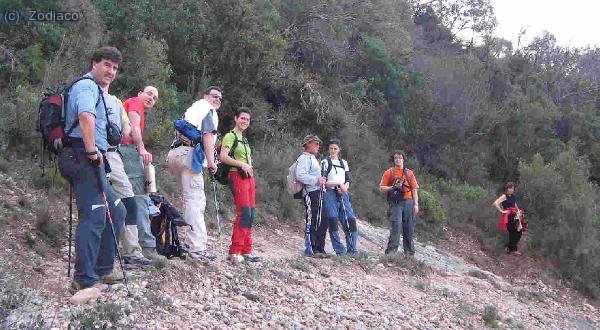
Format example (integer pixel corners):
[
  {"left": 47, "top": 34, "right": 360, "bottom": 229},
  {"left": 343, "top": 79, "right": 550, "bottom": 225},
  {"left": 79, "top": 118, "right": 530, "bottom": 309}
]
[{"left": 0, "top": 172, "right": 598, "bottom": 329}]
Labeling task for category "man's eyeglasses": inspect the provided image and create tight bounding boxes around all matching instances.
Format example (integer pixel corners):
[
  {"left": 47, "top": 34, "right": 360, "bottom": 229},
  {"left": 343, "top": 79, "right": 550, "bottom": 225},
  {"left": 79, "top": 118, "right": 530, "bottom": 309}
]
[{"left": 209, "top": 94, "right": 222, "bottom": 101}]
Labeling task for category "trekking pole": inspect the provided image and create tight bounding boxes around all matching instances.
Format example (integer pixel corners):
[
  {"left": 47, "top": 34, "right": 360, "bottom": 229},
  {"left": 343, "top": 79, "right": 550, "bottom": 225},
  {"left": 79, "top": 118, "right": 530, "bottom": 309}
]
[
  {"left": 210, "top": 174, "right": 223, "bottom": 257},
  {"left": 303, "top": 190, "right": 313, "bottom": 256},
  {"left": 95, "top": 165, "right": 131, "bottom": 297},
  {"left": 337, "top": 190, "right": 351, "bottom": 233},
  {"left": 67, "top": 184, "right": 73, "bottom": 277},
  {"left": 316, "top": 185, "right": 324, "bottom": 228}
]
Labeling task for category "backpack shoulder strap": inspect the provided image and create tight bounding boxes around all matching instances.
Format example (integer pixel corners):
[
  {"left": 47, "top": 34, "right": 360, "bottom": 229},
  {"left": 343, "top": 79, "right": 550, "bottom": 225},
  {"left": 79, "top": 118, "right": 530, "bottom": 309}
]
[
  {"left": 227, "top": 130, "right": 238, "bottom": 159},
  {"left": 403, "top": 168, "right": 412, "bottom": 189},
  {"left": 324, "top": 156, "right": 333, "bottom": 177},
  {"left": 340, "top": 158, "right": 347, "bottom": 170},
  {"left": 64, "top": 77, "right": 104, "bottom": 136}
]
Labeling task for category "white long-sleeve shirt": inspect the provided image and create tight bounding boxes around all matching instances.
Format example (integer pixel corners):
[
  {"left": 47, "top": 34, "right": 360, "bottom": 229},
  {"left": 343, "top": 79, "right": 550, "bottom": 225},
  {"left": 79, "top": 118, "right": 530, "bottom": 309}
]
[{"left": 295, "top": 152, "right": 322, "bottom": 193}]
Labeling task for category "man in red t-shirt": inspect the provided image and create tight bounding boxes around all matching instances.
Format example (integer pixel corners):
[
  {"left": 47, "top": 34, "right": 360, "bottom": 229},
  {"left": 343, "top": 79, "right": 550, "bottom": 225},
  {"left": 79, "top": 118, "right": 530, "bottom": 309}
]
[
  {"left": 122, "top": 86, "right": 158, "bottom": 164},
  {"left": 120, "top": 86, "right": 159, "bottom": 254}
]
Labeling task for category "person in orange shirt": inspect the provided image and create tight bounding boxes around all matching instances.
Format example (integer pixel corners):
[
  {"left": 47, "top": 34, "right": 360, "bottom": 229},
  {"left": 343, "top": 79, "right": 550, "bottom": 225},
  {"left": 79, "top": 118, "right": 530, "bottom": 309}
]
[{"left": 379, "top": 150, "right": 419, "bottom": 255}]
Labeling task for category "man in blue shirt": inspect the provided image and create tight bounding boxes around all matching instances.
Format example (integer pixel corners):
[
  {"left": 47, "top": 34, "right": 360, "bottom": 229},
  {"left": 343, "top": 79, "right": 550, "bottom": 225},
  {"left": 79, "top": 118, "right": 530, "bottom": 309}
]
[{"left": 58, "top": 46, "right": 127, "bottom": 292}]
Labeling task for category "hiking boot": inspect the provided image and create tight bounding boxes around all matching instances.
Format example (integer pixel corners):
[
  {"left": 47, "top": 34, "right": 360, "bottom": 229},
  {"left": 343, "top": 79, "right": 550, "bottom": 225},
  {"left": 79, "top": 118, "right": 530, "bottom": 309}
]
[
  {"left": 70, "top": 281, "right": 108, "bottom": 295},
  {"left": 228, "top": 254, "right": 244, "bottom": 264},
  {"left": 188, "top": 250, "right": 217, "bottom": 261},
  {"left": 124, "top": 255, "right": 153, "bottom": 267},
  {"left": 100, "top": 270, "right": 124, "bottom": 284},
  {"left": 312, "top": 252, "right": 331, "bottom": 259},
  {"left": 242, "top": 254, "right": 262, "bottom": 262}
]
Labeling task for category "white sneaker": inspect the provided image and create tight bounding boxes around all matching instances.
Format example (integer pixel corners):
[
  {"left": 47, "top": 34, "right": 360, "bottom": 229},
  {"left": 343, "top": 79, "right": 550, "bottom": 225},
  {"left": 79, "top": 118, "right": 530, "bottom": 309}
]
[{"left": 227, "top": 254, "right": 244, "bottom": 263}]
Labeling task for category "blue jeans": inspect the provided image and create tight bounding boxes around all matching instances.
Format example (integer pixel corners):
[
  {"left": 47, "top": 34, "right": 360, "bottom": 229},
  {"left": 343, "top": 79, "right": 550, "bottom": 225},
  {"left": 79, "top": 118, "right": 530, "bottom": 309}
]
[
  {"left": 58, "top": 147, "right": 126, "bottom": 287},
  {"left": 119, "top": 145, "right": 156, "bottom": 248},
  {"left": 385, "top": 199, "right": 415, "bottom": 255},
  {"left": 323, "top": 189, "right": 359, "bottom": 254},
  {"left": 135, "top": 195, "right": 156, "bottom": 248}
]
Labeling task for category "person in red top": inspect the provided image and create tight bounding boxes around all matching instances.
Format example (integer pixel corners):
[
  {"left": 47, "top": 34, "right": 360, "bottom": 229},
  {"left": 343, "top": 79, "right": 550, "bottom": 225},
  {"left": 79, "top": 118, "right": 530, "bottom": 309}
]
[
  {"left": 121, "top": 86, "right": 158, "bottom": 164},
  {"left": 379, "top": 150, "right": 420, "bottom": 255},
  {"left": 120, "top": 86, "right": 159, "bottom": 255}
]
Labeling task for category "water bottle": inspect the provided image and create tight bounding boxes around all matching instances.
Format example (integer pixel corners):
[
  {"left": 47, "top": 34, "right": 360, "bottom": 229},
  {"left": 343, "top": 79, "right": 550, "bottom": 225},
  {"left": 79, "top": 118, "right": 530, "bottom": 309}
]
[{"left": 144, "top": 163, "right": 157, "bottom": 193}]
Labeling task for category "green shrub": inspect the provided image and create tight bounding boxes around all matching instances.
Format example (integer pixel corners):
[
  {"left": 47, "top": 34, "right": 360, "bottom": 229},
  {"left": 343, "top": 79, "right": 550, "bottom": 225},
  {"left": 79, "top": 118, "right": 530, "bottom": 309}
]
[
  {"left": 433, "top": 177, "right": 486, "bottom": 201},
  {"left": 30, "top": 167, "right": 67, "bottom": 192},
  {"left": 144, "top": 291, "right": 174, "bottom": 308},
  {"left": 482, "top": 305, "right": 499, "bottom": 328},
  {"left": 0, "top": 157, "right": 9, "bottom": 173},
  {"left": 69, "top": 301, "right": 131, "bottom": 329},
  {"left": 519, "top": 149, "right": 600, "bottom": 298},
  {"left": 379, "top": 253, "right": 430, "bottom": 277},
  {"left": 418, "top": 188, "right": 447, "bottom": 223},
  {"left": 35, "top": 206, "right": 66, "bottom": 248},
  {"left": 25, "top": 231, "right": 37, "bottom": 248},
  {"left": 288, "top": 258, "right": 310, "bottom": 273}
]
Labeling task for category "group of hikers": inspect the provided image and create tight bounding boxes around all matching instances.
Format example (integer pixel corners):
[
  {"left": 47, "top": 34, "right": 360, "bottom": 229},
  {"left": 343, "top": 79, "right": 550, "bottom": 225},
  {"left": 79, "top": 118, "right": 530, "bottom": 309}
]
[{"left": 54, "top": 46, "right": 524, "bottom": 297}]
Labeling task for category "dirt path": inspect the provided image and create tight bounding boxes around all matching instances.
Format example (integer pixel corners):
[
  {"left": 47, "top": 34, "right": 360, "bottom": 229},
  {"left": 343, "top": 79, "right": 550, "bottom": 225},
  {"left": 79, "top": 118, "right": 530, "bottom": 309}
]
[{"left": 0, "top": 172, "right": 598, "bottom": 328}]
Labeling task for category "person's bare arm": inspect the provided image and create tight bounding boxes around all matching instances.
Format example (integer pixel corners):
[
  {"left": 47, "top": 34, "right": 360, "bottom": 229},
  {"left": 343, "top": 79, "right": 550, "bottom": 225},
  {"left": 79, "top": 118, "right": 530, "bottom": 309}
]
[
  {"left": 493, "top": 195, "right": 508, "bottom": 213},
  {"left": 79, "top": 112, "right": 102, "bottom": 166},
  {"left": 203, "top": 133, "right": 217, "bottom": 174},
  {"left": 412, "top": 189, "right": 419, "bottom": 214},
  {"left": 121, "top": 122, "right": 131, "bottom": 141},
  {"left": 128, "top": 111, "right": 152, "bottom": 165}
]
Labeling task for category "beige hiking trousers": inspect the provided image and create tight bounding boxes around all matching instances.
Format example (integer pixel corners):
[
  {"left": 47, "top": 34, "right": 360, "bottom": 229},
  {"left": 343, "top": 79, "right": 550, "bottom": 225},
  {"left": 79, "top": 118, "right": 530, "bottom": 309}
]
[
  {"left": 106, "top": 151, "right": 145, "bottom": 259},
  {"left": 167, "top": 146, "right": 208, "bottom": 252}
]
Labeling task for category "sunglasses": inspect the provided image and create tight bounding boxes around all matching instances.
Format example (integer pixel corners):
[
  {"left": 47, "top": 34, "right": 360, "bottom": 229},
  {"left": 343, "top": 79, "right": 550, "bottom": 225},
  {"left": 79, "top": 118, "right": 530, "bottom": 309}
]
[{"left": 209, "top": 94, "right": 223, "bottom": 101}]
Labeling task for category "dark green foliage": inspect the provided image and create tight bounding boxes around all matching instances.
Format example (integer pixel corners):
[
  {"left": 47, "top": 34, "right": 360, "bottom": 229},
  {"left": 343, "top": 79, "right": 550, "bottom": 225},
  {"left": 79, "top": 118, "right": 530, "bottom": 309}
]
[
  {"left": 0, "top": 0, "right": 65, "bottom": 88},
  {"left": 519, "top": 149, "right": 600, "bottom": 298}
]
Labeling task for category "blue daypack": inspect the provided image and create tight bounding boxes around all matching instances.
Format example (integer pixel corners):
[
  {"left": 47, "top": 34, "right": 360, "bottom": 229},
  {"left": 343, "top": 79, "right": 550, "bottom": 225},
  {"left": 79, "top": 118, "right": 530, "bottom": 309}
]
[{"left": 174, "top": 118, "right": 202, "bottom": 144}]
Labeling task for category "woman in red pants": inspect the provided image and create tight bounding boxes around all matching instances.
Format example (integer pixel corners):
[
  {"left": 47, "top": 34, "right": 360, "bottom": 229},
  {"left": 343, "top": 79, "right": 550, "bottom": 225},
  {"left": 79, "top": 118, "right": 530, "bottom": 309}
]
[{"left": 219, "top": 107, "right": 261, "bottom": 263}]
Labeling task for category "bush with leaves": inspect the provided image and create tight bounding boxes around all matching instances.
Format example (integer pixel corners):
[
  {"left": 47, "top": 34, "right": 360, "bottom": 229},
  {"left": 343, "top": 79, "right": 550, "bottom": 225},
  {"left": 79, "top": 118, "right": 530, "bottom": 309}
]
[{"left": 519, "top": 148, "right": 600, "bottom": 298}]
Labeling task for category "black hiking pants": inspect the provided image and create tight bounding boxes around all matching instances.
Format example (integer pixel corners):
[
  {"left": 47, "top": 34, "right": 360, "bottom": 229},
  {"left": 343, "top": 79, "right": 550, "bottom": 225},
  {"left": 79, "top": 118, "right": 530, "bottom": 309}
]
[
  {"left": 304, "top": 189, "right": 328, "bottom": 254},
  {"left": 506, "top": 216, "right": 522, "bottom": 252}
]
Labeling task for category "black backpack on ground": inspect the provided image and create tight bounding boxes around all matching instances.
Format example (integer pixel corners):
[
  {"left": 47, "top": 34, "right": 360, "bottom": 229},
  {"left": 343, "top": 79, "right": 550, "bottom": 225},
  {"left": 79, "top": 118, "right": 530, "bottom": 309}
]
[{"left": 149, "top": 195, "right": 191, "bottom": 259}]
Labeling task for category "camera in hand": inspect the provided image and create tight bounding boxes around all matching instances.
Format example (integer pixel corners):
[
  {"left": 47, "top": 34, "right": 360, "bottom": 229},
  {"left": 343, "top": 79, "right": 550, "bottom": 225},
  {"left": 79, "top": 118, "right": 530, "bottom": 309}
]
[
  {"left": 387, "top": 187, "right": 406, "bottom": 204},
  {"left": 388, "top": 179, "right": 407, "bottom": 204}
]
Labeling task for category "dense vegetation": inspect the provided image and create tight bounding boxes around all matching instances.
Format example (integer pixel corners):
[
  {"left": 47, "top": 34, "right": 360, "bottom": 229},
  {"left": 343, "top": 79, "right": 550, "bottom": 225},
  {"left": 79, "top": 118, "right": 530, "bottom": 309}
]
[{"left": 1, "top": 0, "right": 599, "bottom": 297}]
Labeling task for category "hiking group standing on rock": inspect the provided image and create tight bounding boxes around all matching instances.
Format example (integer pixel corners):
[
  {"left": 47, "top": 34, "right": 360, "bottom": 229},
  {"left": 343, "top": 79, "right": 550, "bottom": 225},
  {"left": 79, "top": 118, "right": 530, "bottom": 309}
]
[{"left": 48, "top": 46, "right": 523, "bottom": 298}]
